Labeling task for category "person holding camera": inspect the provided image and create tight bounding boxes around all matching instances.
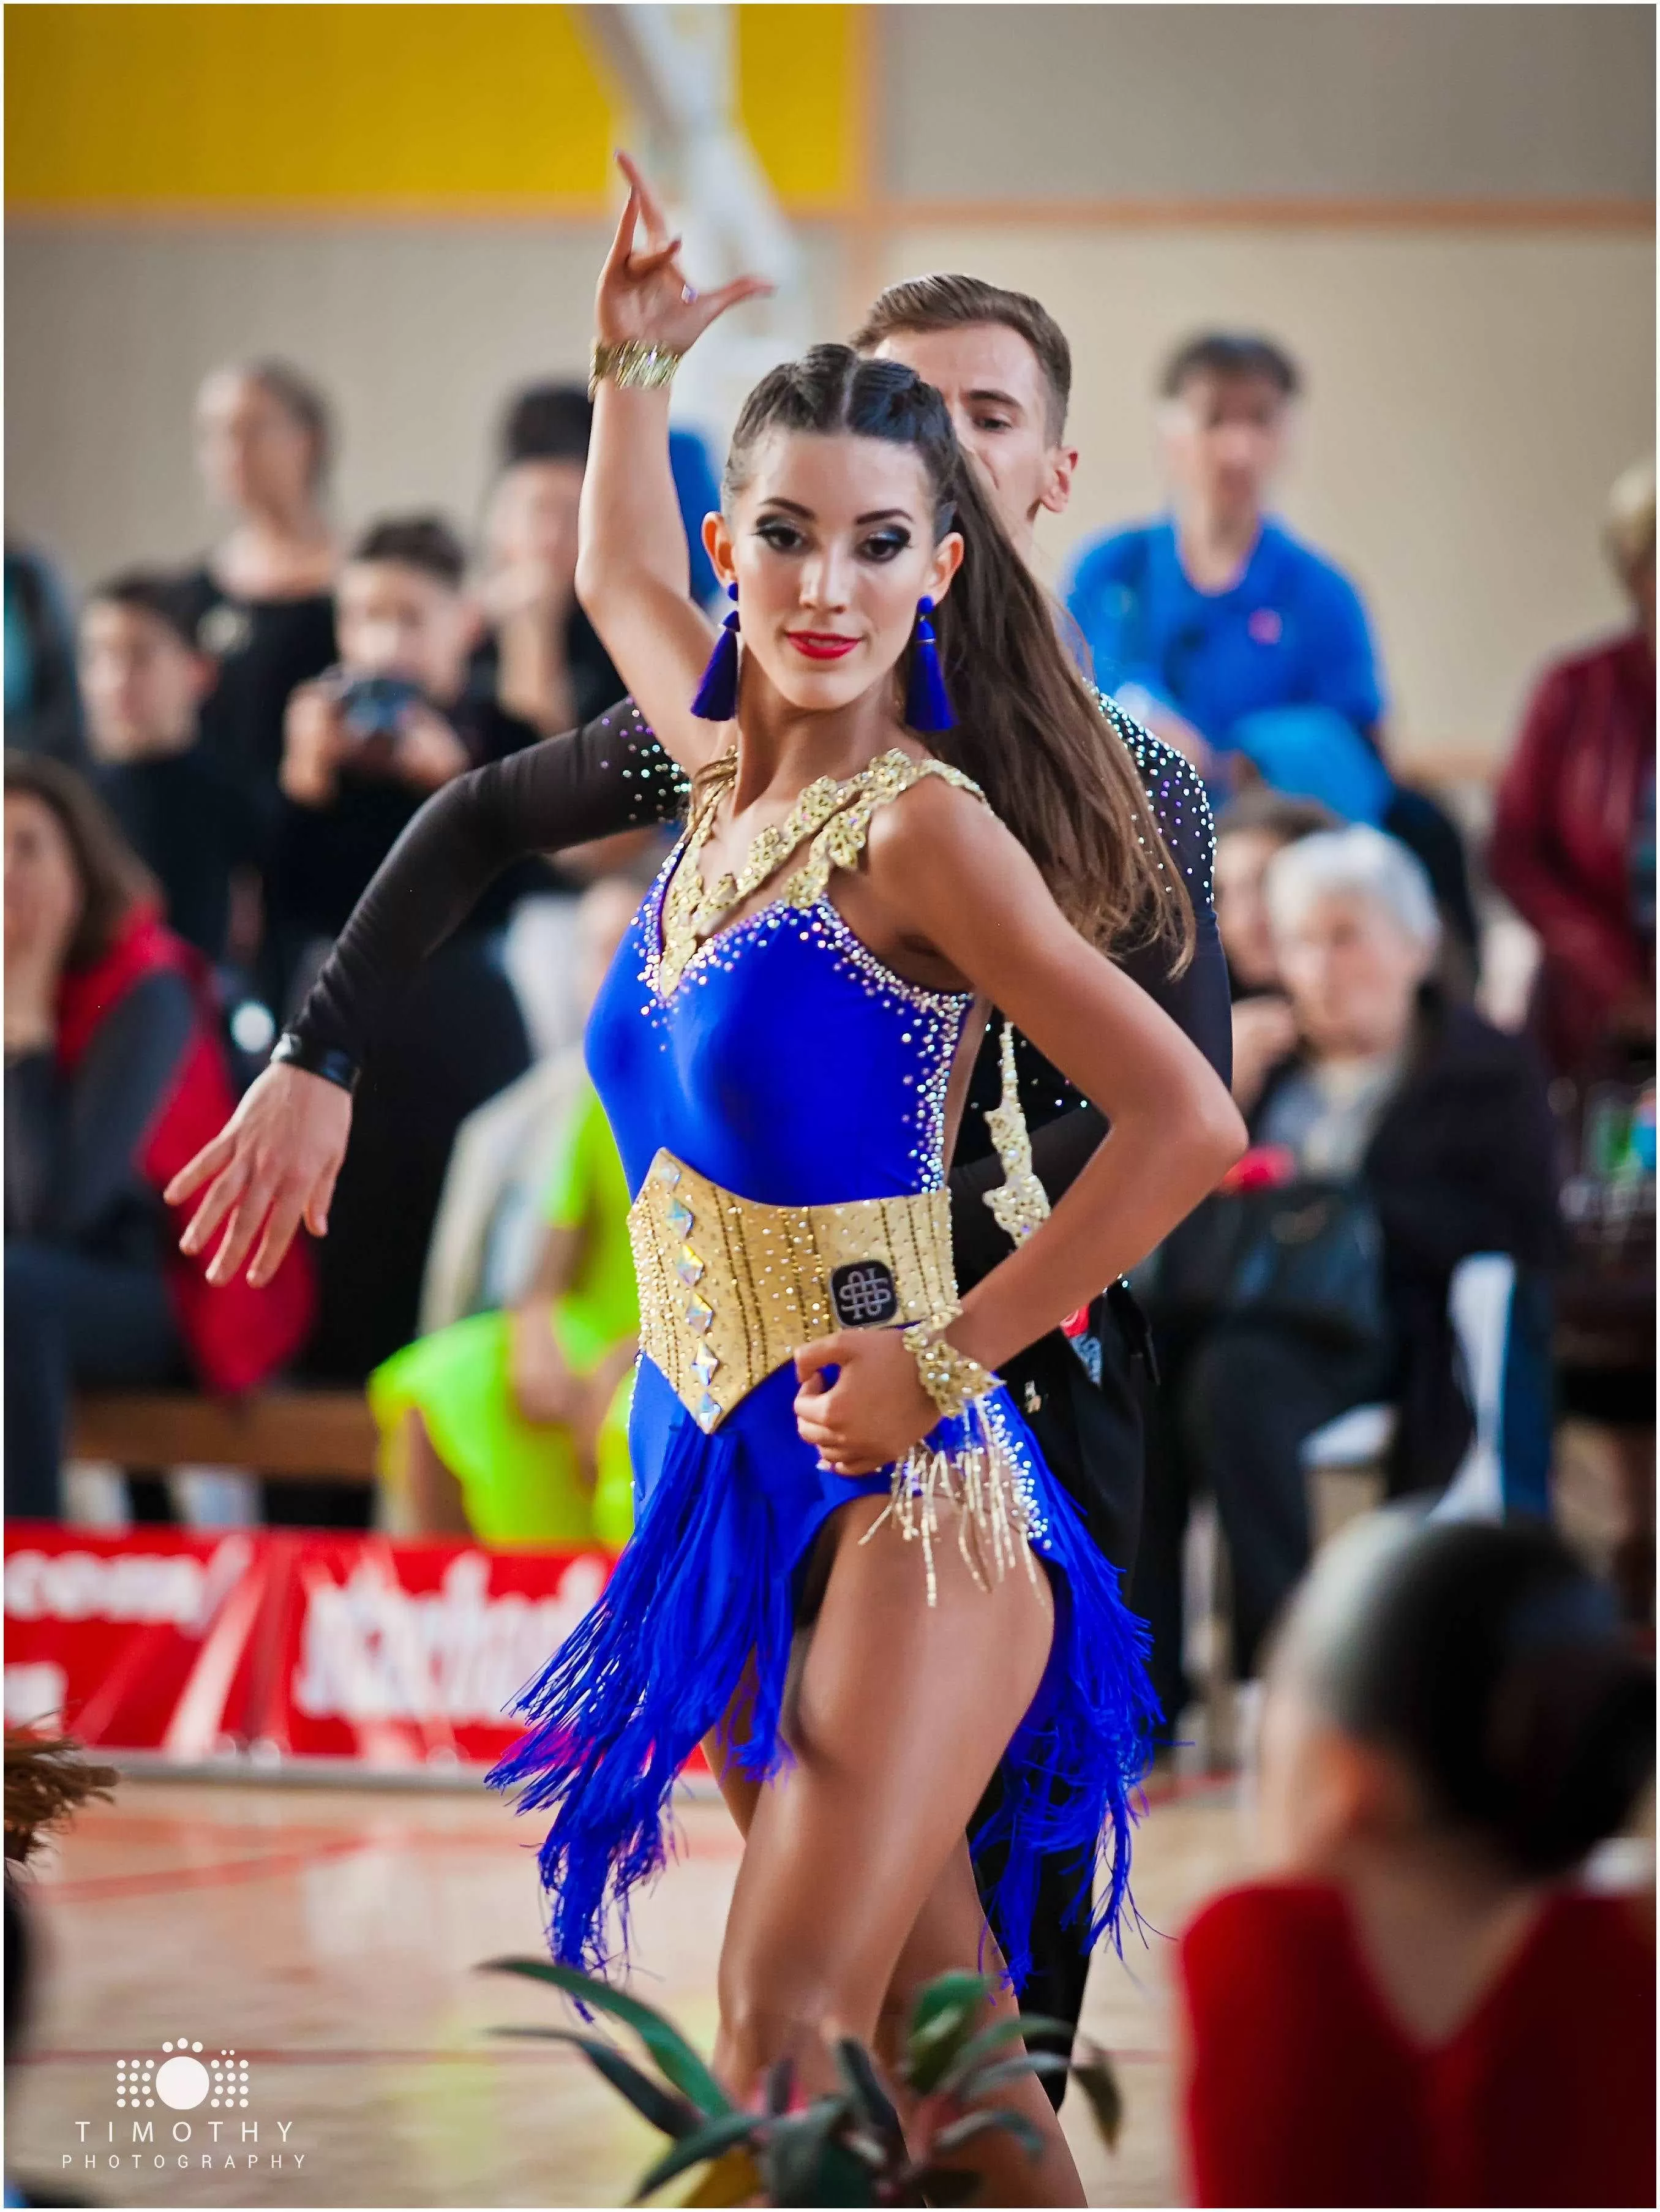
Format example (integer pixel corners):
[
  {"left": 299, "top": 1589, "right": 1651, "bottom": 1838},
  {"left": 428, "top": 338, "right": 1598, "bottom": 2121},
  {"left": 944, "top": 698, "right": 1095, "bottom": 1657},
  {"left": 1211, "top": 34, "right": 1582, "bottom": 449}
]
[{"left": 271, "top": 515, "right": 543, "bottom": 1434}]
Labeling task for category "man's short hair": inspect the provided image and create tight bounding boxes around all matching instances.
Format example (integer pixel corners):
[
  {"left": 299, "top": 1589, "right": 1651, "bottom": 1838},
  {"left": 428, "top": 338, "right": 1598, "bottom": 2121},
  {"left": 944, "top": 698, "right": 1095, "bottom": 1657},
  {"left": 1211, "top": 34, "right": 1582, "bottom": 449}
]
[
  {"left": 1160, "top": 331, "right": 1302, "bottom": 403},
  {"left": 850, "top": 274, "right": 1072, "bottom": 438},
  {"left": 84, "top": 570, "right": 200, "bottom": 652},
  {"left": 348, "top": 515, "right": 467, "bottom": 589},
  {"left": 499, "top": 382, "right": 594, "bottom": 468}
]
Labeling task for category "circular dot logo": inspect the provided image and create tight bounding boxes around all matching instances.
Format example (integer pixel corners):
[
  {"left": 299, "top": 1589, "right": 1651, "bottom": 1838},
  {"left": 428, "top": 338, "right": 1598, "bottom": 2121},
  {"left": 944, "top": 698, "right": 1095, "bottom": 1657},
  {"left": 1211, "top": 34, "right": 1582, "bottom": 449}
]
[{"left": 155, "top": 2056, "right": 211, "bottom": 2110}]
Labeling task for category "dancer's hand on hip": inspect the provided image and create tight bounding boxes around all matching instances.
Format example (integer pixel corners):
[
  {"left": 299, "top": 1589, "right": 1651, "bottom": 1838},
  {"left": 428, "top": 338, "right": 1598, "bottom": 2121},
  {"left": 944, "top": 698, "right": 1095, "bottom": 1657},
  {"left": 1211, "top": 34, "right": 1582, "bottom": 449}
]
[
  {"left": 792, "top": 1331, "right": 937, "bottom": 1477},
  {"left": 596, "top": 150, "right": 772, "bottom": 356},
  {"left": 165, "top": 1063, "right": 351, "bottom": 1288}
]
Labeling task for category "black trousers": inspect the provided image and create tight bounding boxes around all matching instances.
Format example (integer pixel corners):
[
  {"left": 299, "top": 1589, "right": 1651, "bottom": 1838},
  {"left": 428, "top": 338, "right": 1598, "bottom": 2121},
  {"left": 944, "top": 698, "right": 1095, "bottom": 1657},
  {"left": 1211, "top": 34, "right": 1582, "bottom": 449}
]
[
  {"left": 1131, "top": 1320, "right": 1394, "bottom": 1734},
  {"left": 969, "top": 1296, "right": 1152, "bottom": 2101}
]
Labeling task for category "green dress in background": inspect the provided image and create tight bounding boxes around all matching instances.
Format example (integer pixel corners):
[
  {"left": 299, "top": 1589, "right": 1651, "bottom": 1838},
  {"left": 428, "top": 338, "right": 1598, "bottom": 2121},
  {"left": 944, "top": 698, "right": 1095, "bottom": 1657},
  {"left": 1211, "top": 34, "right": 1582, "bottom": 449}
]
[{"left": 369, "top": 1085, "right": 637, "bottom": 1549}]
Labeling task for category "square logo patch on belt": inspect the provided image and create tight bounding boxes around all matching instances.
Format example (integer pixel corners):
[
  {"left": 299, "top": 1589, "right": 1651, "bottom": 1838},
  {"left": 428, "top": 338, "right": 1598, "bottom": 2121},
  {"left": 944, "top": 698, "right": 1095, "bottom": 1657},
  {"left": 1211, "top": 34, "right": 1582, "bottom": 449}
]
[{"left": 830, "top": 1260, "right": 899, "bottom": 1328}]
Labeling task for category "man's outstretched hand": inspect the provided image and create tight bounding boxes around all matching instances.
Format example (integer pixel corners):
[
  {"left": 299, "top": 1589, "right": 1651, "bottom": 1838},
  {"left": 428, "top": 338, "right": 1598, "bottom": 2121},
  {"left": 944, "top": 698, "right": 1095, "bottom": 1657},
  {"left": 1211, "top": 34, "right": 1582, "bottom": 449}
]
[{"left": 163, "top": 1063, "right": 352, "bottom": 1288}]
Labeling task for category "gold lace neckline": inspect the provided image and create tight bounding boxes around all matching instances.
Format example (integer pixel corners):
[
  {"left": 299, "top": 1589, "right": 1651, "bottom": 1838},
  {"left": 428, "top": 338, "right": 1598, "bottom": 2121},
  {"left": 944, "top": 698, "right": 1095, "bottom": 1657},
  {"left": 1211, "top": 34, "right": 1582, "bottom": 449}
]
[{"left": 652, "top": 747, "right": 983, "bottom": 996}]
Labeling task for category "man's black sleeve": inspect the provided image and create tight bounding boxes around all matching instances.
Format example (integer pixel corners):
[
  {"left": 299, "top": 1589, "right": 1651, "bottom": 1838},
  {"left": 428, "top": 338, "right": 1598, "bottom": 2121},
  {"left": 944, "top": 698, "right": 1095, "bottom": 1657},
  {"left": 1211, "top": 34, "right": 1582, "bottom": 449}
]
[{"left": 287, "top": 701, "right": 687, "bottom": 1067}]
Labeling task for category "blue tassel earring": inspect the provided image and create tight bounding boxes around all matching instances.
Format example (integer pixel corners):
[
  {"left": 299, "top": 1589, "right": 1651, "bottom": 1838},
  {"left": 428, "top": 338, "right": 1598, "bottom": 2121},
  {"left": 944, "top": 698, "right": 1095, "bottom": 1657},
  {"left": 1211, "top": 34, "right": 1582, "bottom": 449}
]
[
  {"left": 905, "top": 595, "right": 955, "bottom": 733},
  {"left": 691, "top": 583, "right": 741, "bottom": 720}
]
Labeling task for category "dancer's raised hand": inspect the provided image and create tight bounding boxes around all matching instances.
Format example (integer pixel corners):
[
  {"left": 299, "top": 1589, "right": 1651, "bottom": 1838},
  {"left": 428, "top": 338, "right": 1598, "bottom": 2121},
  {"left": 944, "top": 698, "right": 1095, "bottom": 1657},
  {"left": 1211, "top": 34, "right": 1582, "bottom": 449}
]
[
  {"left": 595, "top": 150, "right": 772, "bottom": 358},
  {"left": 163, "top": 1063, "right": 351, "bottom": 1288}
]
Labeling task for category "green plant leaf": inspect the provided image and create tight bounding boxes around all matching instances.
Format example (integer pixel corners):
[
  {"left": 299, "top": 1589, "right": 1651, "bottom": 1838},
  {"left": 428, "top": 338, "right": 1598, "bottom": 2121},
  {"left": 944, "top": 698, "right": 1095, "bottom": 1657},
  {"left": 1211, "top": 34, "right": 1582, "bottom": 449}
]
[
  {"left": 1067, "top": 2042, "right": 1125, "bottom": 2152},
  {"left": 479, "top": 1955, "right": 731, "bottom": 2117},
  {"left": 954, "top": 2051, "right": 1070, "bottom": 2105},
  {"left": 763, "top": 2056, "right": 794, "bottom": 2116},
  {"left": 631, "top": 2110, "right": 764, "bottom": 2203},
  {"left": 904, "top": 1971, "right": 995, "bottom": 2093},
  {"left": 930, "top": 2105, "right": 1045, "bottom": 2161},
  {"left": 936, "top": 2012, "right": 1074, "bottom": 2096},
  {"left": 833, "top": 2037, "right": 904, "bottom": 2152},
  {"left": 500, "top": 2025, "right": 700, "bottom": 2139},
  {"left": 762, "top": 2096, "right": 873, "bottom": 2208}
]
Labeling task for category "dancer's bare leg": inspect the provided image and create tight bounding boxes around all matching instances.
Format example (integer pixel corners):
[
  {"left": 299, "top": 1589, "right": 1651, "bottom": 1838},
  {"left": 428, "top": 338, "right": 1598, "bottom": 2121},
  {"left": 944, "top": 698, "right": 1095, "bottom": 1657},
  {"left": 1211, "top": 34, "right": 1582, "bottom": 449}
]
[{"left": 702, "top": 1494, "right": 1083, "bottom": 2207}]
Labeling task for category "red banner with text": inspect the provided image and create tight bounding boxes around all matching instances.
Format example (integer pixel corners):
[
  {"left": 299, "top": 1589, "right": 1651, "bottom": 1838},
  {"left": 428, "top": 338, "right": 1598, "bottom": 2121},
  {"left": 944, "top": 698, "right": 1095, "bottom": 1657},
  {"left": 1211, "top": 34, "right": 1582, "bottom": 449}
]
[{"left": 3, "top": 1523, "right": 612, "bottom": 1772}]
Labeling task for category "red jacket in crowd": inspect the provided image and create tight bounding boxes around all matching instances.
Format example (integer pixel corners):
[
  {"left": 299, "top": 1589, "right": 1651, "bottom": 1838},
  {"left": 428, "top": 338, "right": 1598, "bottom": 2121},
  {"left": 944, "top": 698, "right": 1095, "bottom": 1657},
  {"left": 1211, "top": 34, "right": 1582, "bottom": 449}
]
[
  {"left": 56, "top": 907, "right": 315, "bottom": 1394},
  {"left": 1491, "top": 628, "right": 1655, "bottom": 1078}
]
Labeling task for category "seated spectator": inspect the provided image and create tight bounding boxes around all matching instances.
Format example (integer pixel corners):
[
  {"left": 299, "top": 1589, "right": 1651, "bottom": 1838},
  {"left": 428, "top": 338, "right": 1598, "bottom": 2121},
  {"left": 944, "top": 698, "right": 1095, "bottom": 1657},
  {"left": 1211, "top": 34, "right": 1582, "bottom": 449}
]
[
  {"left": 4, "top": 536, "right": 84, "bottom": 766},
  {"left": 1214, "top": 788, "right": 1337, "bottom": 1108},
  {"left": 1180, "top": 1513, "right": 1654, "bottom": 2208},
  {"left": 78, "top": 572, "right": 252, "bottom": 965},
  {"left": 3, "top": 756, "right": 314, "bottom": 1521},
  {"left": 476, "top": 383, "right": 627, "bottom": 737},
  {"left": 369, "top": 876, "right": 640, "bottom": 1548},
  {"left": 1067, "top": 329, "right": 1478, "bottom": 963},
  {"left": 1132, "top": 827, "right": 1559, "bottom": 1733},
  {"left": 276, "top": 517, "right": 539, "bottom": 1415},
  {"left": 1492, "top": 457, "right": 1656, "bottom": 1622}
]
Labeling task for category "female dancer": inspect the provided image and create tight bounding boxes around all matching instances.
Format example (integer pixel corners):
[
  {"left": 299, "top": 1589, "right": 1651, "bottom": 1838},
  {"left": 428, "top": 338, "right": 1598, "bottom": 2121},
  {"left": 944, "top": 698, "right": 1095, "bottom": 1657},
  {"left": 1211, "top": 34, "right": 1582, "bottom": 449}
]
[{"left": 479, "top": 164, "right": 1244, "bottom": 2203}]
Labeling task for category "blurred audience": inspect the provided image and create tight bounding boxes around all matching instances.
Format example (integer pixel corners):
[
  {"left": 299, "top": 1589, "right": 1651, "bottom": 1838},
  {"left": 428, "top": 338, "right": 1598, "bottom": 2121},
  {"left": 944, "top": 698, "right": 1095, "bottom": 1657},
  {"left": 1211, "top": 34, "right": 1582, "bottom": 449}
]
[
  {"left": 4, "top": 756, "right": 314, "bottom": 1521},
  {"left": 371, "top": 877, "right": 642, "bottom": 1549},
  {"left": 78, "top": 571, "right": 252, "bottom": 966},
  {"left": 279, "top": 516, "right": 539, "bottom": 1420},
  {"left": 1493, "top": 457, "right": 1656, "bottom": 1623},
  {"left": 4, "top": 536, "right": 85, "bottom": 767},
  {"left": 1492, "top": 457, "right": 1655, "bottom": 1080},
  {"left": 1181, "top": 1513, "right": 1654, "bottom": 2208},
  {"left": 1133, "top": 827, "right": 1559, "bottom": 1732},
  {"left": 274, "top": 512, "right": 544, "bottom": 991},
  {"left": 179, "top": 360, "right": 339, "bottom": 802},
  {"left": 1214, "top": 788, "right": 1338, "bottom": 1108},
  {"left": 476, "top": 383, "right": 626, "bottom": 737},
  {"left": 1067, "top": 329, "right": 1478, "bottom": 965}
]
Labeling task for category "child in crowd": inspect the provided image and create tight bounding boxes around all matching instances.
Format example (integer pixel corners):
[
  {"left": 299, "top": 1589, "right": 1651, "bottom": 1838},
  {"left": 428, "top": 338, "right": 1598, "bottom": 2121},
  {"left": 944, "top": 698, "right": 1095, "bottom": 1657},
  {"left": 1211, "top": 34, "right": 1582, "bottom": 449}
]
[
  {"left": 78, "top": 573, "right": 255, "bottom": 966},
  {"left": 275, "top": 516, "right": 541, "bottom": 1401},
  {"left": 1179, "top": 1513, "right": 1654, "bottom": 2208},
  {"left": 276, "top": 513, "right": 544, "bottom": 983}
]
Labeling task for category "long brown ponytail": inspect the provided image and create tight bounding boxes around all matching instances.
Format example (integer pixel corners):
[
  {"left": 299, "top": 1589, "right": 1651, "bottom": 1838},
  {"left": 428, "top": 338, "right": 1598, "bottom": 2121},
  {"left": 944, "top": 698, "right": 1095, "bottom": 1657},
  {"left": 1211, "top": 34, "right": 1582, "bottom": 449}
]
[{"left": 723, "top": 345, "right": 1195, "bottom": 969}]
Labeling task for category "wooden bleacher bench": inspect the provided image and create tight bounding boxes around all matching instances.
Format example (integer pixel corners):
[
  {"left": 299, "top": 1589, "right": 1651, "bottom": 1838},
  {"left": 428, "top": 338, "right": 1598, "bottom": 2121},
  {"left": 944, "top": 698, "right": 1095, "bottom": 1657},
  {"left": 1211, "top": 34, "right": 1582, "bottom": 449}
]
[{"left": 69, "top": 1391, "right": 378, "bottom": 1482}]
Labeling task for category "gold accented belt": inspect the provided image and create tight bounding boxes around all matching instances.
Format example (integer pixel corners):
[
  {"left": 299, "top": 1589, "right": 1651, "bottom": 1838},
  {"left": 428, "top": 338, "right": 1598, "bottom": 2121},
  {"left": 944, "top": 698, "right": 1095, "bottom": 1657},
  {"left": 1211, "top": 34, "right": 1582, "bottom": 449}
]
[{"left": 628, "top": 1149, "right": 958, "bottom": 1433}]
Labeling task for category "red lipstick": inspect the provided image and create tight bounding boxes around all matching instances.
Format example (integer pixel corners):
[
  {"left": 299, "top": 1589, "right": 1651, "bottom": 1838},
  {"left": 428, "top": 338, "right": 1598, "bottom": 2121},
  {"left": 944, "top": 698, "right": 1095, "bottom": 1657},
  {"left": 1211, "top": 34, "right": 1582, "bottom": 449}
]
[{"left": 787, "top": 633, "right": 859, "bottom": 661}]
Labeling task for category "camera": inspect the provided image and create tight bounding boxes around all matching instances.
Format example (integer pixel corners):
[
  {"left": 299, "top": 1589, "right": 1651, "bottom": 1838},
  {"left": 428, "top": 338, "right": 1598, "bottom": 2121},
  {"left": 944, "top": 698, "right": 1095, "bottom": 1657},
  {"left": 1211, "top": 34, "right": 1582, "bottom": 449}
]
[{"left": 329, "top": 670, "right": 426, "bottom": 742}]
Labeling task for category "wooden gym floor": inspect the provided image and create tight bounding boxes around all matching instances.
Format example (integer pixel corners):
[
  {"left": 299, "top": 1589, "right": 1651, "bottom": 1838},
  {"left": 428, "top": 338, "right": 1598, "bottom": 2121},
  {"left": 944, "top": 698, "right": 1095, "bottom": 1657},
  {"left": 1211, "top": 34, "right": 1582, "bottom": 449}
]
[{"left": 6, "top": 1770, "right": 1251, "bottom": 2209}]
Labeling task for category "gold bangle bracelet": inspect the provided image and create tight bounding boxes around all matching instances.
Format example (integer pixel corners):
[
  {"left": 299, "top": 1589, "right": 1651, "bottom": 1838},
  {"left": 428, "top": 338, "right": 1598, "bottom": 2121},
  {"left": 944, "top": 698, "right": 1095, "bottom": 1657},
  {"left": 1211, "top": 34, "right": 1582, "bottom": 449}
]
[
  {"left": 588, "top": 337, "right": 682, "bottom": 399},
  {"left": 902, "top": 1319, "right": 994, "bottom": 1423}
]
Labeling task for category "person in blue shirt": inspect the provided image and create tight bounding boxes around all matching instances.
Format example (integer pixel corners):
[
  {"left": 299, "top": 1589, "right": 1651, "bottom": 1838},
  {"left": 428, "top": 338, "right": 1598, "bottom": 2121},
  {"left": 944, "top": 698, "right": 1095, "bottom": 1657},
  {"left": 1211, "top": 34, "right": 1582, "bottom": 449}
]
[
  {"left": 1067, "top": 330, "right": 1478, "bottom": 963},
  {"left": 1067, "top": 331, "right": 1392, "bottom": 822}
]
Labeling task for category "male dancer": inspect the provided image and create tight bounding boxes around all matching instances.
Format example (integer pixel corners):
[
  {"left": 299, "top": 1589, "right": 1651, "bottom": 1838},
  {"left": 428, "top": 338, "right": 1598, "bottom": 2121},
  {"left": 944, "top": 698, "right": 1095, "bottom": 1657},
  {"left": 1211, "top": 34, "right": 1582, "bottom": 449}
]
[{"left": 170, "top": 274, "right": 1230, "bottom": 2078}]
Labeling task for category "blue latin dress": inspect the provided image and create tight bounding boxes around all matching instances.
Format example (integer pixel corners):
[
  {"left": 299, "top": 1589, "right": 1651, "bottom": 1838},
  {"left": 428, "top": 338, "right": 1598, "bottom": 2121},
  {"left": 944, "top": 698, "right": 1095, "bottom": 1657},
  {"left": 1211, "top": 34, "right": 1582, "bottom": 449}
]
[{"left": 486, "top": 758, "right": 1158, "bottom": 1987}]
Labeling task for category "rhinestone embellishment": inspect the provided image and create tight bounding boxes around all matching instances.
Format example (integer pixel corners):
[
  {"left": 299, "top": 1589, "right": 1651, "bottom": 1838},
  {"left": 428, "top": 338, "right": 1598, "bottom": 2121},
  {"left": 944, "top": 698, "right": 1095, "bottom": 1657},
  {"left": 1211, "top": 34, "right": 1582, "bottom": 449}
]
[
  {"left": 665, "top": 1197, "right": 694, "bottom": 1238},
  {"left": 675, "top": 1245, "right": 705, "bottom": 1287},
  {"left": 692, "top": 1344, "right": 719, "bottom": 1386},
  {"left": 683, "top": 1294, "right": 714, "bottom": 1335}
]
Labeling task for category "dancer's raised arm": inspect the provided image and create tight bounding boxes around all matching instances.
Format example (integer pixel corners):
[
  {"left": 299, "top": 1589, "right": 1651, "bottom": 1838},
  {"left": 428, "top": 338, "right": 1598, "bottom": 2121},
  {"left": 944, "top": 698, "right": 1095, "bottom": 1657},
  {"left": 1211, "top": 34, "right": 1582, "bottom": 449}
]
[{"left": 577, "top": 153, "right": 771, "bottom": 775}]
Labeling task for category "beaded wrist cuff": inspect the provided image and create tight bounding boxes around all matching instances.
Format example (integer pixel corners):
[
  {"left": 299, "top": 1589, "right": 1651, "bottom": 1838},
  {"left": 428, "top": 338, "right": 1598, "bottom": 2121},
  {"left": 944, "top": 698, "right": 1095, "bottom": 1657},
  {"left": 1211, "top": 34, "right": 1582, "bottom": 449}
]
[
  {"left": 902, "top": 1320, "right": 994, "bottom": 1422},
  {"left": 270, "top": 1031, "right": 360, "bottom": 1096},
  {"left": 588, "top": 338, "right": 682, "bottom": 399}
]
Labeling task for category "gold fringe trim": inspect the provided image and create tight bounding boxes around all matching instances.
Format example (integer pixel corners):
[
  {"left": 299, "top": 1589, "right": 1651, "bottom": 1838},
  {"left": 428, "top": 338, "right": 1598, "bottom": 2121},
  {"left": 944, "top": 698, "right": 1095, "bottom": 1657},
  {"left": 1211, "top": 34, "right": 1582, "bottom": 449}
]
[{"left": 860, "top": 1399, "right": 1039, "bottom": 1608}]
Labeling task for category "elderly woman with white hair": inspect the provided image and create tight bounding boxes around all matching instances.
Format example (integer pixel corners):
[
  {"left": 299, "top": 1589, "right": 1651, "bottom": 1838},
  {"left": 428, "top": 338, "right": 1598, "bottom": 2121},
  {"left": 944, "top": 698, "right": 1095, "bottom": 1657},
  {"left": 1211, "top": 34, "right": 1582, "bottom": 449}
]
[{"left": 1132, "top": 826, "right": 1560, "bottom": 1735}]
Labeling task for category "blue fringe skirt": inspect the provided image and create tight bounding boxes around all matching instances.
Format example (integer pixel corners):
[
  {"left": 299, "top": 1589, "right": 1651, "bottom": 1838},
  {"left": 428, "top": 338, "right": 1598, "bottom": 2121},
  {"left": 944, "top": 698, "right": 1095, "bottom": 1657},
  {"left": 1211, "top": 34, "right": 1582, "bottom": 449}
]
[{"left": 485, "top": 1355, "right": 1157, "bottom": 1990}]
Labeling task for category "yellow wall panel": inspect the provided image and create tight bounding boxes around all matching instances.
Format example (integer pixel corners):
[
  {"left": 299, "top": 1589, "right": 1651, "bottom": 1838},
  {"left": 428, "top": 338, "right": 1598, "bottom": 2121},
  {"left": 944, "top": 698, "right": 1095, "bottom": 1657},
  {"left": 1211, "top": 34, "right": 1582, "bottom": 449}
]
[
  {"left": 5, "top": 2, "right": 861, "bottom": 211},
  {"left": 737, "top": 5, "right": 862, "bottom": 210},
  {"left": 6, "top": 4, "right": 616, "bottom": 206}
]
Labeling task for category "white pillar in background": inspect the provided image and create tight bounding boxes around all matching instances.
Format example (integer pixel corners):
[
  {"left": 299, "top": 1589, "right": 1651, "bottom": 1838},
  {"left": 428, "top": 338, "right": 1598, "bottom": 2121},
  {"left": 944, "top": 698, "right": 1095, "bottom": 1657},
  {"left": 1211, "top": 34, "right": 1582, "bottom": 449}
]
[{"left": 576, "top": 3, "right": 808, "bottom": 451}]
